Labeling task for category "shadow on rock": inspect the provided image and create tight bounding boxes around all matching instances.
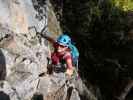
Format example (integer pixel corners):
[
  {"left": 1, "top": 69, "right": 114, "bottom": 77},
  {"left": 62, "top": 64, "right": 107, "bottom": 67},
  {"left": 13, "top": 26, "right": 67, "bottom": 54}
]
[
  {"left": 0, "top": 91, "right": 10, "bottom": 100},
  {"left": 0, "top": 49, "right": 6, "bottom": 81},
  {"left": 31, "top": 93, "right": 43, "bottom": 100}
]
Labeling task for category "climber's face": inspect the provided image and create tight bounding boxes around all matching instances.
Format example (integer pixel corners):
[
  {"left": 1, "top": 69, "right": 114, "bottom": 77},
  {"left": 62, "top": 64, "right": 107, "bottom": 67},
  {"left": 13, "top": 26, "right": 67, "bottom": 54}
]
[{"left": 57, "top": 44, "right": 68, "bottom": 53}]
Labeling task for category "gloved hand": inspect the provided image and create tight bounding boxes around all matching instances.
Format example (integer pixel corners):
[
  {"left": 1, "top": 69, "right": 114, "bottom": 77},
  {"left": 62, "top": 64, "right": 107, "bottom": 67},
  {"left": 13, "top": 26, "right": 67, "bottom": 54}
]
[{"left": 65, "top": 68, "right": 74, "bottom": 77}]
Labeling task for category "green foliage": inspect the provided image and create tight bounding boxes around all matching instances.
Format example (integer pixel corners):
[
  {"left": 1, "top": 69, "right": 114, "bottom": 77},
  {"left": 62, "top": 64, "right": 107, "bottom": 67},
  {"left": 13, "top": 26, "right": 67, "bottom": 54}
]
[{"left": 113, "top": 0, "right": 133, "bottom": 11}]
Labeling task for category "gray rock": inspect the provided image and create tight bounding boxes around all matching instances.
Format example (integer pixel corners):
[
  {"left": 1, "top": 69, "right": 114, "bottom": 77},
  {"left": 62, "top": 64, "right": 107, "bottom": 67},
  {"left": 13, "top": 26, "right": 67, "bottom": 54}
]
[
  {"left": 0, "top": 0, "right": 97, "bottom": 100},
  {"left": 0, "top": 0, "right": 47, "bottom": 34},
  {"left": 70, "top": 89, "right": 80, "bottom": 100},
  {"left": 0, "top": 0, "right": 49, "bottom": 100}
]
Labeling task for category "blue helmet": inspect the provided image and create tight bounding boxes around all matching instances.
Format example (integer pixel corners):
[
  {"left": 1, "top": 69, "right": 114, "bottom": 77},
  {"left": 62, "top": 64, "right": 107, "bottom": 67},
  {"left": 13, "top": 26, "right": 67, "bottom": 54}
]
[{"left": 57, "top": 34, "right": 71, "bottom": 47}]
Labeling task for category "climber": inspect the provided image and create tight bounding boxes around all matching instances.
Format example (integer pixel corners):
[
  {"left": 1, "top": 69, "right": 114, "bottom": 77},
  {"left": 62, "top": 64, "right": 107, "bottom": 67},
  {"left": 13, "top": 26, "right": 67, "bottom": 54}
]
[{"left": 43, "top": 33, "right": 79, "bottom": 77}]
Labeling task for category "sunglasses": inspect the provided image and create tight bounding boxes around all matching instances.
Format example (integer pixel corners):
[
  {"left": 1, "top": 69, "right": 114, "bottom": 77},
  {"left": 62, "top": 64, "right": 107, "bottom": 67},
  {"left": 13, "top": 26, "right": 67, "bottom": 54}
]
[{"left": 57, "top": 44, "right": 67, "bottom": 48}]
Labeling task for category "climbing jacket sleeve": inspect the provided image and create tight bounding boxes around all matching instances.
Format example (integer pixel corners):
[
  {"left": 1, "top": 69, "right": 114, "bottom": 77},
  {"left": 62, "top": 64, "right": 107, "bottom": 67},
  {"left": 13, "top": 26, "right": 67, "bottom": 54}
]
[
  {"left": 64, "top": 52, "right": 73, "bottom": 69},
  {"left": 44, "top": 35, "right": 56, "bottom": 44}
]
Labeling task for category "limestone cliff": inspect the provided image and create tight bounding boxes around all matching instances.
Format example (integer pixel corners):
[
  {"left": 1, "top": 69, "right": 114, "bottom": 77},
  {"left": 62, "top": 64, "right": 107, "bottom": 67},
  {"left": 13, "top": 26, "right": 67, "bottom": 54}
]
[{"left": 0, "top": 0, "right": 50, "bottom": 99}]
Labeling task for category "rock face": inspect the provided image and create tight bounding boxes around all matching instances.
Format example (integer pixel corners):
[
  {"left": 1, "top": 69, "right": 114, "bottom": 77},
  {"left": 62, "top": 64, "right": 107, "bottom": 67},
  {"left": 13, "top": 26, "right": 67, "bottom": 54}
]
[
  {"left": 0, "top": 0, "right": 49, "bottom": 99},
  {"left": 48, "top": 0, "right": 62, "bottom": 38},
  {"left": 0, "top": 0, "right": 97, "bottom": 100},
  {"left": 0, "top": 0, "right": 47, "bottom": 33}
]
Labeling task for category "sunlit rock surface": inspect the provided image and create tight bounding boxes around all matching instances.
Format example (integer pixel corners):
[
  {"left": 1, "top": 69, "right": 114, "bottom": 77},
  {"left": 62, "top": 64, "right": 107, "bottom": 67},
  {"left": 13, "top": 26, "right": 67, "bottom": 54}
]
[
  {"left": 0, "top": 0, "right": 49, "bottom": 99},
  {"left": 0, "top": 0, "right": 47, "bottom": 34}
]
